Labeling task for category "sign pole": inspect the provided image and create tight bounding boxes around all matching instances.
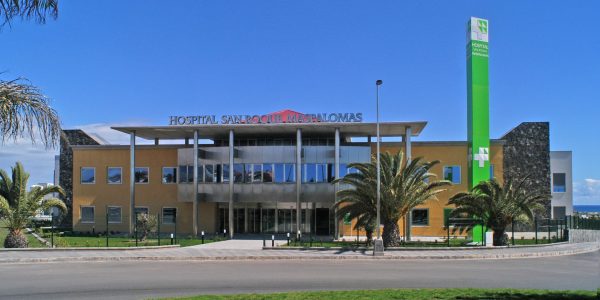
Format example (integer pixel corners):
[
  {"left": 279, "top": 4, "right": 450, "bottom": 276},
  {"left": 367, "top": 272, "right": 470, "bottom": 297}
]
[{"left": 467, "top": 17, "right": 491, "bottom": 244}]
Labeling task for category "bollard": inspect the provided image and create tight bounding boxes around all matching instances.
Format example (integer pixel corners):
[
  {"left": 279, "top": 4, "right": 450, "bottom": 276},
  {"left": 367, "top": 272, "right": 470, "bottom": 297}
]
[
  {"left": 223, "top": 229, "right": 227, "bottom": 238},
  {"left": 547, "top": 218, "right": 551, "bottom": 243},
  {"left": 201, "top": 231, "right": 205, "bottom": 244},
  {"left": 287, "top": 232, "right": 290, "bottom": 246},
  {"left": 271, "top": 235, "right": 275, "bottom": 247},
  {"left": 263, "top": 235, "right": 266, "bottom": 247},
  {"left": 170, "top": 233, "right": 174, "bottom": 245}
]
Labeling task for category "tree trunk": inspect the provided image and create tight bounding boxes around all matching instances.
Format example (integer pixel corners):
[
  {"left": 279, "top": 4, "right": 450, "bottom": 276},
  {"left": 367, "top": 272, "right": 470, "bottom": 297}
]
[
  {"left": 365, "top": 228, "right": 373, "bottom": 246},
  {"left": 492, "top": 228, "right": 508, "bottom": 246},
  {"left": 4, "top": 230, "right": 29, "bottom": 248},
  {"left": 382, "top": 219, "right": 401, "bottom": 247}
]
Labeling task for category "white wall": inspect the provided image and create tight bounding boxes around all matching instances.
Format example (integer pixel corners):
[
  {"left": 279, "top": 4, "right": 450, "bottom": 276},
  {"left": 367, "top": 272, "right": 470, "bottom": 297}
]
[{"left": 550, "top": 151, "right": 573, "bottom": 217}]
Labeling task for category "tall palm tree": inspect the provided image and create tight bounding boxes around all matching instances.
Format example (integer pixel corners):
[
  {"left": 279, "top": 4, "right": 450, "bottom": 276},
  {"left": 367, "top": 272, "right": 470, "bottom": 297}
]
[
  {"left": 334, "top": 151, "right": 450, "bottom": 247},
  {"left": 1, "top": 0, "right": 58, "bottom": 27},
  {"left": 0, "top": 162, "right": 66, "bottom": 248},
  {"left": 448, "top": 178, "right": 547, "bottom": 246},
  {"left": 0, "top": 77, "right": 61, "bottom": 148}
]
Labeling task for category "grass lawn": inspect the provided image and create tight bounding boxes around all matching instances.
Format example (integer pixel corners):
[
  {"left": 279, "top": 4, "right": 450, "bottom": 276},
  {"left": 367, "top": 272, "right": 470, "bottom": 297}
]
[
  {"left": 0, "top": 223, "right": 46, "bottom": 248},
  {"left": 40, "top": 233, "right": 218, "bottom": 248},
  {"left": 162, "top": 288, "right": 598, "bottom": 300}
]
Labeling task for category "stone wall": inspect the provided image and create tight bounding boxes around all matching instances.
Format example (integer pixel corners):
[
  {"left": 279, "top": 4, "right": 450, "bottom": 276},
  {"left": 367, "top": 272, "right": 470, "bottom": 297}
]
[
  {"left": 502, "top": 122, "right": 551, "bottom": 217},
  {"left": 59, "top": 130, "right": 100, "bottom": 228},
  {"left": 569, "top": 229, "right": 600, "bottom": 243}
]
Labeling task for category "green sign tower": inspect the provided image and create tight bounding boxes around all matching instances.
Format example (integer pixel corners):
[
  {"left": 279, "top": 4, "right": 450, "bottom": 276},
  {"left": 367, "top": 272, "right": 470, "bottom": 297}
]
[{"left": 467, "top": 17, "right": 490, "bottom": 244}]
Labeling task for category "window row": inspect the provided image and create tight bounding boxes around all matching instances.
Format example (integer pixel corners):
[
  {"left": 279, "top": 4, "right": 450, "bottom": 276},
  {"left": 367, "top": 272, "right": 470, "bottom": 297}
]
[
  {"left": 441, "top": 164, "right": 496, "bottom": 185},
  {"left": 178, "top": 163, "right": 360, "bottom": 184},
  {"left": 81, "top": 164, "right": 494, "bottom": 185},
  {"left": 80, "top": 206, "right": 177, "bottom": 224},
  {"left": 80, "top": 167, "right": 178, "bottom": 184}
]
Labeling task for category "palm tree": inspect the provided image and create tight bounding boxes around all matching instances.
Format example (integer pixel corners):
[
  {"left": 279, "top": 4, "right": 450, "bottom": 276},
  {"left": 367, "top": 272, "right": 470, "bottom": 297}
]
[
  {"left": 0, "top": 162, "right": 66, "bottom": 248},
  {"left": 334, "top": 151, "right": 450, "bottom": 247},
  {"left": 448, "top": 178, "right": 547, "bottom": 246},
  {"left": 1, "top": 0, "right": 58, "bottom": 27},
  {"left": 0, "top": 76, "right": 62, "bottom": 148}
]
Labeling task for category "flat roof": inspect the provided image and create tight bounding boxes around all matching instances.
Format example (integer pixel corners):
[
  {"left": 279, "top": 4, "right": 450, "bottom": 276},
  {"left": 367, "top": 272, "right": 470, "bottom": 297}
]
[{"left": 111, "top": 121, "right": 427, "bottom": 140}]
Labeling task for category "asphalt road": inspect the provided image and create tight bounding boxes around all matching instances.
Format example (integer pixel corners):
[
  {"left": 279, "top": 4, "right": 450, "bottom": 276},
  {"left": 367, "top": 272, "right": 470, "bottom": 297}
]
[{"left": 0, "top": 251, "right": 598, "bottom": 300}]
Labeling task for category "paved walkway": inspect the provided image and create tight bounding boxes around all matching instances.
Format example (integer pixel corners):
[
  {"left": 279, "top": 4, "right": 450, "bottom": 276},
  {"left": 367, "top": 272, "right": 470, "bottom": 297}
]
[{"left": 0, "top": 241, "right": 597, "bottom": 263}]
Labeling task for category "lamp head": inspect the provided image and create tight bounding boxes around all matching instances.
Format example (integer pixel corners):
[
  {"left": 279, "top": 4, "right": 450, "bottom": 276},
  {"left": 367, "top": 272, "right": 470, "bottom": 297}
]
[{"left": 376, "top": 80, "right": 383, "bottom": 86}]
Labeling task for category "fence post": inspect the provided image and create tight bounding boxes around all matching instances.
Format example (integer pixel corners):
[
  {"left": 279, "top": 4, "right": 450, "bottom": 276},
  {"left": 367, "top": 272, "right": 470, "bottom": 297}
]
[
  {"left": 447, "top": 219, "right": 450, "bottom": 247},
  {"left": 135, "top": 212, "right": 138, "bottom": 247},
  {"left": 534, "top": 218, "right": 538, "bottom": 244},
  {"left": 106, "top": 207, "right": 109, "bottom": 248},
  {"left": 157, "top": 213, "right": 161, "bottom": 246},
  {"left": 511, "top": 219, "right": 515, "bottom": 246},
  {"left": 547, "top": 218, "right": 551, "bottom": 243},
  {"left": 51, "top": 214, "right": 54, "bottom": 248}
]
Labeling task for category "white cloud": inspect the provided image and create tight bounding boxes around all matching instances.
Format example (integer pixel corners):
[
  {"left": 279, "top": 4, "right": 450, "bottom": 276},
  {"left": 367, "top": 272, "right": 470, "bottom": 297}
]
[{"left": 573, "top": 179, "right": 600, "bottom": 205}]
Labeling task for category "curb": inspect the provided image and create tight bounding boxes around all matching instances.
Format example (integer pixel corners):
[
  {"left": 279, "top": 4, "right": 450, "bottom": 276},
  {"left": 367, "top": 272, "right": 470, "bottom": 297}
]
[
  {"left": 0, "top": 245, "right": 181, "bottom": 251},
  {"left": 0, "top": 244, "right": 597, "bottom": 264}
]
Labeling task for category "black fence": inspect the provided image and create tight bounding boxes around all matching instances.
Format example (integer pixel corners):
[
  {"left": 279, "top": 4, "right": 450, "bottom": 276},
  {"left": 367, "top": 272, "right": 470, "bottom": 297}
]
[{"left": 566, "top": 215, "right": 600, "bottom": 230}]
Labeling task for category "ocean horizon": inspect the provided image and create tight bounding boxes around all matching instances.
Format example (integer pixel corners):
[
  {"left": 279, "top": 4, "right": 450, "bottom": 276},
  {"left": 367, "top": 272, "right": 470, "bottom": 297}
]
[{"left": 574, "top": 205, "right": 600, "bottom": 213}]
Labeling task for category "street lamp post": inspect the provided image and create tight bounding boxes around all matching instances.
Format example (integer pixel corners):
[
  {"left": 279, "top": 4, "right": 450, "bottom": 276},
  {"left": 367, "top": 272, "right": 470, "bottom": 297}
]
[{"left": 374, "top": 79, "right": 384, "bottom": 256}]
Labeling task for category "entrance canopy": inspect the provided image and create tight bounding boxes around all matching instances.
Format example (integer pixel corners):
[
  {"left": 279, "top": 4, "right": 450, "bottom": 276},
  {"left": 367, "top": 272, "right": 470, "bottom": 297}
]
[{"left": 112, "top": 121, "right": 427, "bottom": 140}]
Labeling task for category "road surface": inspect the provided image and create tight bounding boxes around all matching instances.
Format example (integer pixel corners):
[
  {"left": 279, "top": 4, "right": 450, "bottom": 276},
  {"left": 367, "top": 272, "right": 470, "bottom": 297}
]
[{"left": 0, "top": 251, "right": 597, "bottom": 299}]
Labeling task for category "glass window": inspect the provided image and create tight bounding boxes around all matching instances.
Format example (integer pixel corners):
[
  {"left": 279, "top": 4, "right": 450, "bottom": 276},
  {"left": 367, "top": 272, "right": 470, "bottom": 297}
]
[
  {"left": 327, "top": 164, "right": 335, "bottom": 182},
  {"left": 204, "top": 165, "right": 214, "bottom": 183},
  {"left": 252, "top": 164, "right": 263, "bottom": 183},
  {"left": 199, "top": 165, "right": 205, "bottom": 183},
  {"left": 303, "top": 164, "right": 316, "bottom": 183},
  {"left": 162, "top": 208, "right": 177, "bottom": 224},
  {"left": 347, "top": 166, "right": 359, "bottom": 175},
  {"left": 107, "top": 167, "right": 121, "bottom": 184},
  {"left": 186, "top": 165, "right": 194, "bottom": 183},
  {"left": 274, "top": 164, "right": 285, "bottom": 183},
  {"left": 489, "top": 164, "right": 495, "bottom": 179},
  {"left": 81, "top": 167, "right": 95, "bottom": 184},
  {"left": 553, "top": 173, "right": 566, "bottom": 193},
  {"left": 244, "top": 164, "right": 253, "bottom": 183},
  {"left": 443, "top": 166, "right": 461, "bottom": 184},
  {"left": 285, "top": 164, "right": 295, "bottom": 183},
  {"left": 134, "top": 167, "right": 149, "bottom": 183},
  {"left": 233, "top": 164, "right": 244, "bottom": 183},
  {"left": 135, "top": 207, "right": 149, "bottom": 216},
  {"left": 222, "top": 164, "right": 230, "bottom": 183},
  {"left": 179, "top": 165, "right": 188, "bottom": 183},
  {"left": 107, "top": 206, "right": 122, "bottom": 223},
  {"left": 263, "top": 164, "right": 273, "bottom": 182},
  {"left": 162, "top": 167, "right": 177, "bottom": 184},
  {"left": 81, "top": 206, "right": 94, "bottom": 223},
  {"left": 316, "top": 164, "right": 327, "bottom": 183},
  {"left": 339, "top": 163, "right": 348, "bottom": 179},
  {"left": 411, "top": 209, "right": 429, "bottom": 226},
  {"left": 213, "top": 165, "right": 219, "bottom": 183}
]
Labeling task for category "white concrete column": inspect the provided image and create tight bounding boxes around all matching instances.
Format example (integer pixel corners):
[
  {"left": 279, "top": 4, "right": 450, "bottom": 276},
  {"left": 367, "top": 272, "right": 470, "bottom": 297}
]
[
  {"left": 193, "top": 130, "right": 199, "bottom": 236},
  {"left": 404, "top": 126, "right": 412, "bottom": 241},
  {"left": 334, "top": 128, "right": 340, "bottom": 238},
  {"left": 129, "top": 132, "right": 136, "bottom": 236},
  {"left": 228, "top": 129, "right": 234, "bottom": 238},
  {"left": 296, "top": 128, "right": 302, "bottom": 235}
]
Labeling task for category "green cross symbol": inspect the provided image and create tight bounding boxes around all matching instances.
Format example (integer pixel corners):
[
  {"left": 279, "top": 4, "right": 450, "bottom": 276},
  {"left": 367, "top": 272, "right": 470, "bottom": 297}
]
[{"left": 478, "top": 20, "right": 488, "bottom": 34}]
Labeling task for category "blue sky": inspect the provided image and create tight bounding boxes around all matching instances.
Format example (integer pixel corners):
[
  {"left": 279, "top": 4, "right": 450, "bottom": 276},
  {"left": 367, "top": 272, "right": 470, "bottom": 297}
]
[{"left": 0, "top": 1, "right": 598, "bottom": 204}]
